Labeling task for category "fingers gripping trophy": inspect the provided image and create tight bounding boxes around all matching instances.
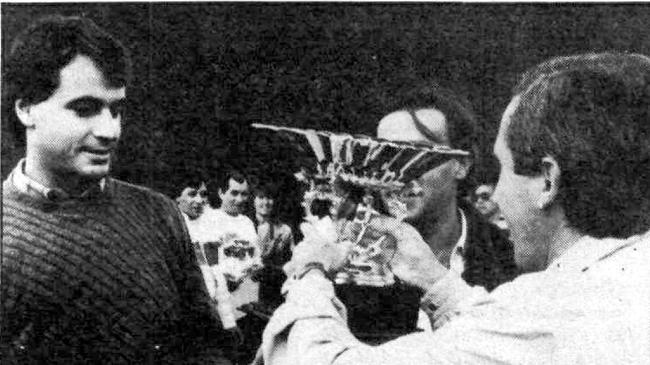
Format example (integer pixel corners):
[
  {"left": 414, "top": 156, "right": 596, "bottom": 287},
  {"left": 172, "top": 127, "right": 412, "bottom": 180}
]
[{"left": 252, "top": 123, "right": 470, "bottom": 287}]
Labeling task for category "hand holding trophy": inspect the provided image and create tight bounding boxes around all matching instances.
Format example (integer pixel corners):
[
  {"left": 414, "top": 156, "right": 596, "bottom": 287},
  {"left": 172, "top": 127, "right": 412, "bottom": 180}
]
[{"left": 253, "top": 123, "right": 468, "bottom": 287}]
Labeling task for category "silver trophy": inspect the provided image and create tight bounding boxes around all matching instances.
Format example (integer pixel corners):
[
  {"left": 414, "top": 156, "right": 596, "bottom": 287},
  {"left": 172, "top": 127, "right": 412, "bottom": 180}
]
[{"left": 252, "top": 123, "right": 469, "bottom": 286}]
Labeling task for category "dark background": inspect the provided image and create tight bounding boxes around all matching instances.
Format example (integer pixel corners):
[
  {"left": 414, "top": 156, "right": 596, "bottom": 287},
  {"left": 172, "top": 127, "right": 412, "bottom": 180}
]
[{"left": 3, "top": 3, "right": 650, "bottom": 225}]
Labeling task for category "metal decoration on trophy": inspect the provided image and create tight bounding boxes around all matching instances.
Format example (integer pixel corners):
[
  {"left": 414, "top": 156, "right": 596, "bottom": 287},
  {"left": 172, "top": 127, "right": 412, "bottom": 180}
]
[{"left": 252, "top": 123, "right": 470, "bottom": 287}]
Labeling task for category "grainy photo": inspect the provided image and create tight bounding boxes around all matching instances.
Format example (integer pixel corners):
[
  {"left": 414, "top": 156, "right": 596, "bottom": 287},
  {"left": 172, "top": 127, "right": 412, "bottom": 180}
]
[{"left": 1, "top": 3, "right": 649, "bottom": 364}]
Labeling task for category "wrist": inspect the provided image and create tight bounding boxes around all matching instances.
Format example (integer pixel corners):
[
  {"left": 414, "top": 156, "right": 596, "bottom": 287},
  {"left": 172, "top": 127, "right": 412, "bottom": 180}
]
[{"left": 413, "top": 266, "right": 448, "bottom": 293}]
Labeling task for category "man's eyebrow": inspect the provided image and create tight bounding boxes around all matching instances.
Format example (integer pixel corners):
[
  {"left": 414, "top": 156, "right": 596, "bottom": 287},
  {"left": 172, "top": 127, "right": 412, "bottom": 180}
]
[
  {"left": 65, "top": 96, "right": 126, "bottom": 106},
  {"left": 65, "top": 96, "right": 104, "bottom": 106}
]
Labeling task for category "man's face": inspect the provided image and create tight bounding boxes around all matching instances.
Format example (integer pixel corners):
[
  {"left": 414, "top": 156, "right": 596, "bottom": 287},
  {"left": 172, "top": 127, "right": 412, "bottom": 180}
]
[
  {"left": 19, "top": 54, "right": 126, "bottom": 182},
  {"left": 254, "top": 194, "right": 274, "bottom": 217},
  {"left": 474, "top": 184, "right": 499, "bottom": 218},
  {"left": 492, "top": 96, "right": 549, "bottom": 273},
  {"left": 377, "top": 109, "right": 464, "bottom": 224},
  {"left": 219, "top": 178, "right": 250, "bottom": 215},
  {"left": 177, "top": 182, "right": 208, "bottom": 219}
]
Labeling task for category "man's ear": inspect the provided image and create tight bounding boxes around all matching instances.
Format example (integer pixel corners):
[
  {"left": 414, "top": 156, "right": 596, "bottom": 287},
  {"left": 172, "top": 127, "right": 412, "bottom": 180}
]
[
  {"left": 15, "top": 99, "right": 35, "bottom": 128},
  {"left": 452, "top": 156, "right": 473, "bottom": 180},
  {"left": 536, "top": 156, "right": 561, "bottom": 209}
]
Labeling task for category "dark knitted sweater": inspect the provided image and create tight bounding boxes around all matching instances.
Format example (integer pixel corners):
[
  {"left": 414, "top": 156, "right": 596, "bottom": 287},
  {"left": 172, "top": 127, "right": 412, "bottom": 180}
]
[{"left": 1, "top": 177, "right": 229, "bottom": 364}]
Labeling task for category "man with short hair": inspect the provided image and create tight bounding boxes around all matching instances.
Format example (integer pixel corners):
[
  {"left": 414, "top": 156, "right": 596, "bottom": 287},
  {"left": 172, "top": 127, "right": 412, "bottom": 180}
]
[
  {"left": 209, "top": 170, "right": 262, "bottom": 364},
  {"left": 335, "top": 85, "right": 518, "bottom": 342},
  {"left": 256, "top": 52, "right": 650, "bottom": 364},
  {"left": 175, "top": 175, "right": 241, "bottom": 333},
  {"left": 177, "top": 178, "right": 210, "bottom": 221},
  {"left": 375, "top": 84, "right": 517, "bottom": 287},
  {"left": 1, "top": 15, "right": 229, "bottom": 364},
  {"left": 252, "top": 183, "right": 295, "bottom": 306}
]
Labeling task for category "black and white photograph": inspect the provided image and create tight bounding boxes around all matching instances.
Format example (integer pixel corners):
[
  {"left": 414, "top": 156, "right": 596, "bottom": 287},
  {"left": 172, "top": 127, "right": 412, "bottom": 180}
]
[{"left": 1, "top": 3, "right": 649, "bottom": 364}]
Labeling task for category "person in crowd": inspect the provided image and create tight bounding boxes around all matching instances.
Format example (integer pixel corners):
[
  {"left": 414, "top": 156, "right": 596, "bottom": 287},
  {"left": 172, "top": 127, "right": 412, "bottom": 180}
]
[
  {"left": 0, "top": 15, "right": 230, "bottom": 364},
  {"left": 174, "top": 175, "right": 243, "bottom": 356},
  {"left": 335, "top": 84, "right": 518, "bottom": 342},
  {"left": 256, "top": 52, "right": 650, "bottom": 365},
  {"left": 177, "top": 177, "right": 210, "bottom": 221},
  {"left": 473, "top": 183, "right": 508, "bottom": 231},
  {"left": 209, "top": 170, "right": 262, "bottom": 364},
  {"left": 251, "top": 183, "right": 295, "bottom": 307}
]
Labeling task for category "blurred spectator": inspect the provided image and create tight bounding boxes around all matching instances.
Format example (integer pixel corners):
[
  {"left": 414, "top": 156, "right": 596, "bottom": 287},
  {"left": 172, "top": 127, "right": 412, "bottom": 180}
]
[
  {"left": 252, "top": 183, "right": 294, "bottom": 307},
  {"left": 175, "top": 177, "right": 242, "bottom": 348},
  {"left": 473, "top": 183, "right": 508, "bottom": 231},
  {"left": 210, "top": 170, "right": 262, "bottom": 365},
  {"left": 177, "top": 179, "right": 209, "bottom": 220}
]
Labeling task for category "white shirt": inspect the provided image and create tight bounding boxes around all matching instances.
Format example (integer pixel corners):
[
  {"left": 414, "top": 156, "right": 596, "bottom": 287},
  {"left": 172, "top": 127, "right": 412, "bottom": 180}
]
[
  {"left": 207, "top": 209, "right": 260, "bottom": 320},
  {"left": 184, "top": 207, "right": 239, "bottom": 328},
  {"left": 259, "top": 232, "right": 650, "bottom": 365},
  {"left": 417, "top": 208, "right": 467, "bottom": 331},
  {"left": 448, "top": 208, "right": 468, "bottom": 274},
  {"left": 183, "top": 207, "right": 218, "bottom": 242},
  {"left": 11, "top": 158, "right": 105, "bottom": 200}
]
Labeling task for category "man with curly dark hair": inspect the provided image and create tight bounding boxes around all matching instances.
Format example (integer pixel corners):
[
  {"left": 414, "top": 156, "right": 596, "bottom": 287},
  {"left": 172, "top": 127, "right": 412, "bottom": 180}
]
[{"left": 1, "top": 15, "right": 230, "bottom": 364}]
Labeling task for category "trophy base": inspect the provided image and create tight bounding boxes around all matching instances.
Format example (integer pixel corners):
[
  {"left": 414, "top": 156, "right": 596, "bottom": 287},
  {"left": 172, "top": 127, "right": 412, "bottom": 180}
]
[{"left": 335, "top": 282, "right": 421, "bottom": 344}]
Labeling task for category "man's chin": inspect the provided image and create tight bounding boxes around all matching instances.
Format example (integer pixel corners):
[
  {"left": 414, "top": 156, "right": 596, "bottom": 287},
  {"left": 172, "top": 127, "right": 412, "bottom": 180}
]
[{"left": 76, "top": 164, "right": 110, "bottom": 180}]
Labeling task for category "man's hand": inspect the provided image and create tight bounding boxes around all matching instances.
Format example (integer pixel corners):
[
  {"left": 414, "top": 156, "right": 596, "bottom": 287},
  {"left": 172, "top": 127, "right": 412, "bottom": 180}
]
[
  {"left": 350, "top": 215, "right": 449, "bottom": 291},
  {"left": 284, "top": 214, "right": 448, "bottom": 291},
  {"left": 283, "top": 219, "right": 354, "bottom": 277}
]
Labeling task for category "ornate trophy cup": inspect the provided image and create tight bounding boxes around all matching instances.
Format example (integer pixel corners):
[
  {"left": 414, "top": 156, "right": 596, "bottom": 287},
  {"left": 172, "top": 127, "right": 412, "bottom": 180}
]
[{"left": 252, "top": 123, "right": 470, "bottom": 287}]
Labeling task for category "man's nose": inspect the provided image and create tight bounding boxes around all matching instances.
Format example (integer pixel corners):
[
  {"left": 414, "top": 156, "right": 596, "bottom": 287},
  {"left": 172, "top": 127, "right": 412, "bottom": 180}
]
[{"left": 93, "top": 108, "right": 121, "bottom": 141}]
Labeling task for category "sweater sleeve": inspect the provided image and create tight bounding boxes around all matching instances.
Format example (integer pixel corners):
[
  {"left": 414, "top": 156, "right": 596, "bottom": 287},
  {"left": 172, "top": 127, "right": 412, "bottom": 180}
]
[{"left": 260, "top": 271, "right": 557, "bottom": 365}]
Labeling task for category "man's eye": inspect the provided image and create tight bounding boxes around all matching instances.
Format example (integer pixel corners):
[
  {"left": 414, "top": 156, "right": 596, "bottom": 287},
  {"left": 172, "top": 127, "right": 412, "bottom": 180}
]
[
  {"left": 188, "top": 190, "right": 197, "bottom": 197},
  {"left": 69, "top": 101, "right": 103, "bottom": 117}
]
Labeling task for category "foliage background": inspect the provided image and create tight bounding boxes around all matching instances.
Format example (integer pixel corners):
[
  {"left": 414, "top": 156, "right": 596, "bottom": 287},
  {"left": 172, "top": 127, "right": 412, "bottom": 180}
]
[{"left": 3, "top": 3, "right": 650, "bottom": 226}]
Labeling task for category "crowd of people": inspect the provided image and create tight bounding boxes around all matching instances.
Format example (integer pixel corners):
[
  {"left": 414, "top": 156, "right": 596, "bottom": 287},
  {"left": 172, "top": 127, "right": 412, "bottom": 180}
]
[
  {"left": 2, "top": 14, "right": 649, "bottom": 365},
  {"left": 174, "top": 171, "right": 295, "bottom": 364}
]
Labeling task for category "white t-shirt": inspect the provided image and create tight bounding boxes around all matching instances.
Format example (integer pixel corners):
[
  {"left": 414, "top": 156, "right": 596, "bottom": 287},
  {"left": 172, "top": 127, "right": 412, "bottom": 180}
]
[
  {"left": 183, "top": 207, "right": 219, "bottom": 243},
  {"left": 207, "top": 209, "right": 261, "bottom": 320},
  {"left": 183, "top": 208, "right": 236, "bottom": 328},
  {"left": 183, "top": 207, "right": 260, "bottom": 325}
]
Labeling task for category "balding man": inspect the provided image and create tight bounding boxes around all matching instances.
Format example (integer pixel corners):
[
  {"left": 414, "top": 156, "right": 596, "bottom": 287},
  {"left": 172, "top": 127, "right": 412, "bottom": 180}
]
[{"left": 257, "top": 52, "right": 650, "bottom": 365}]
